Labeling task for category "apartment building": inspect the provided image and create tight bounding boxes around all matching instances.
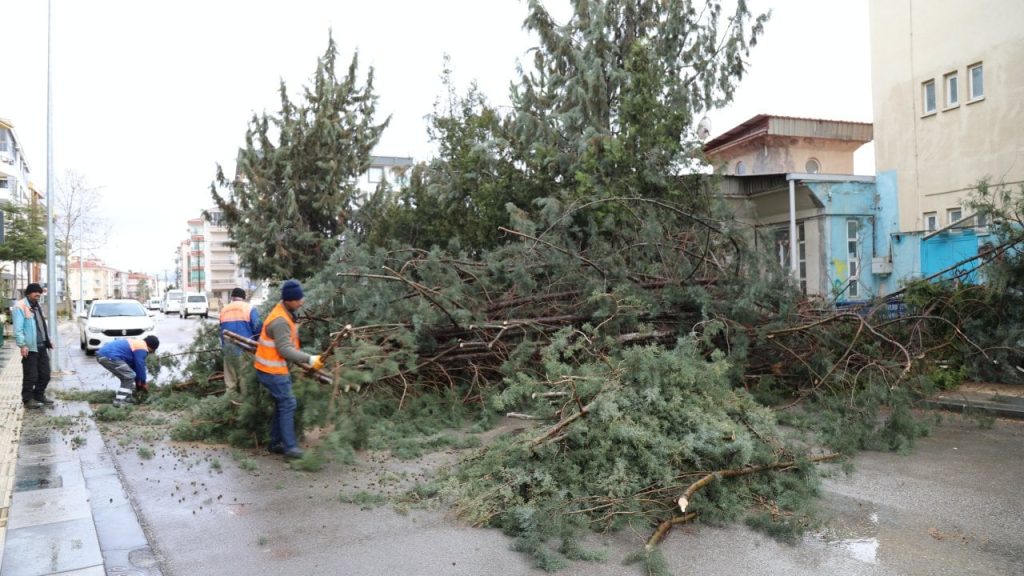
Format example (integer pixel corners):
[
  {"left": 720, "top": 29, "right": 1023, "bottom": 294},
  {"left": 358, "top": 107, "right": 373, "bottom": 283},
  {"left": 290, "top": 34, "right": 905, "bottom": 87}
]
[
  {"left": 182, "top": 210, "right": 252, "bottom": 304},
  {"left": 67, "top": 258, "right": 118, "bottom": 305},
  {"left": 355, "top": 155, "right": 414, "bottom": 199},
  {"left": 870, "top": 0, "right": 1024, "bottom": 279},
  {"left": 0, "top": 117, "right": 47, "bottom": 296}
]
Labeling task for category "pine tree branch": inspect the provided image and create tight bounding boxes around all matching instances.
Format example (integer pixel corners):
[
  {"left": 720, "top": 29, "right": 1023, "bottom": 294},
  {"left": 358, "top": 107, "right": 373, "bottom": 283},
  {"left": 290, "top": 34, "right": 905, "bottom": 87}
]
[{"left": 675, "top": 453, "right": 841, "bottom": 515}]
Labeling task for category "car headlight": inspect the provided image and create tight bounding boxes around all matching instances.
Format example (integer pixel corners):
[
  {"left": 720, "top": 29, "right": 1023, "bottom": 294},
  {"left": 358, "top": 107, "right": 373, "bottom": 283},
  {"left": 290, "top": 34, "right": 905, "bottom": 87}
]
[
  {"left": 144, "top": 323, "right": 155, "bottom": 331},
  {"left": 87, "top": 326, "right": 104, "bottom": 333}
]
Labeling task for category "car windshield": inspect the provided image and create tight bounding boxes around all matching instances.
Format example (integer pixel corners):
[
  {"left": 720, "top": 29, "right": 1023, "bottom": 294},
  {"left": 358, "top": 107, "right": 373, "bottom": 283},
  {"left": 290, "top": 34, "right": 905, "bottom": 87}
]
[
  {"left": 187, "top": 296, "right": 205, "bottom": 303},
  {"left": 91, "top": 303, "right": 147, "bottom": 317}
]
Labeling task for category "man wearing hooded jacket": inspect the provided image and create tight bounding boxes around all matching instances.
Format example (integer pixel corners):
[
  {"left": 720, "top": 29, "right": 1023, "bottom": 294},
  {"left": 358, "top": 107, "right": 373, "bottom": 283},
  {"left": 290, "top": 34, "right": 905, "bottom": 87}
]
[{"left": 13, "top": 283, "right": 53, "bottom": 409}]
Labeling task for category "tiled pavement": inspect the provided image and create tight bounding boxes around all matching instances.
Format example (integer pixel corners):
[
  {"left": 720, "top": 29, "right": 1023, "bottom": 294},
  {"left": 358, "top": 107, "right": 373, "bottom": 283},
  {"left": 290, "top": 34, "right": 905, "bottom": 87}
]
[
  {"left": 0, "top": 337, "right": 160, "bottom": 576},
  {"left": 0, "top": 342, "right": 21, "bottom": 568}
]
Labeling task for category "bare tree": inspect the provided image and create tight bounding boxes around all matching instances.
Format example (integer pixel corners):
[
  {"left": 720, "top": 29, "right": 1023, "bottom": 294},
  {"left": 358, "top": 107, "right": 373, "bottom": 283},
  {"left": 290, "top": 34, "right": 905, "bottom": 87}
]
[{"left": 54, "top": 170, "right": 108, "bottom": 317}]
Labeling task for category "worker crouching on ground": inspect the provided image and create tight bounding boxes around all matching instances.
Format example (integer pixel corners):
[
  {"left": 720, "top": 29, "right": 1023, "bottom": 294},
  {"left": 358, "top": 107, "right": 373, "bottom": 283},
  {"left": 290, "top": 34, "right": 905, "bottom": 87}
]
[
  {"left": 254, "top": 279, "right": 324, "bottom": 461},
  {"left": 97, "top": 335, "right": 160, "bottom": 407}
]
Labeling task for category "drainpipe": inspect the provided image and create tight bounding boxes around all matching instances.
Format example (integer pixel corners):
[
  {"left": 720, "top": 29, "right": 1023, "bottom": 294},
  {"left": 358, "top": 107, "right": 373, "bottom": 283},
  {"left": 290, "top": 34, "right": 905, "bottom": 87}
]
[{"left": 788, "top": 177, "right": 799, "bottom": 278}]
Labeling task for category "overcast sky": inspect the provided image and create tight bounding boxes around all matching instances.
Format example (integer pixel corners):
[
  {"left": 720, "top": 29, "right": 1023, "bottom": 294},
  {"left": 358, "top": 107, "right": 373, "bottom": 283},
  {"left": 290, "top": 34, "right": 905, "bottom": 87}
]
[{"left": 0, "top": 0, "right": 872, "bottom": 276}]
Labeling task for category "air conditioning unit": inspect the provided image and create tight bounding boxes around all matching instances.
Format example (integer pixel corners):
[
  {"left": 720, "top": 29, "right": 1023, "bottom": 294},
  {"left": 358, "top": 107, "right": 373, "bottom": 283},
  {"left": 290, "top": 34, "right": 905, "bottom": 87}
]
[{"left": 871, "top": 257, "right": 893, "bottom": 275}]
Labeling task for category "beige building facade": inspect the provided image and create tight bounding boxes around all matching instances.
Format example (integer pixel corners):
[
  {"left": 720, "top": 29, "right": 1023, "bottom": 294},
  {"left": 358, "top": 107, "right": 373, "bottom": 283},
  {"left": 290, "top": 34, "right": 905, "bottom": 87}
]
[
  {"left": 870, "top": 0, "right": 1024, "bottom": 233},
  {"left": 182, "top": 210, "right": 252, "bottom": 305},
  {"left": 704, "top": 115, "right": 872, "bottom": 177},
  {"left": 67, "top": 258, "right": 118, "bottom": 304}
]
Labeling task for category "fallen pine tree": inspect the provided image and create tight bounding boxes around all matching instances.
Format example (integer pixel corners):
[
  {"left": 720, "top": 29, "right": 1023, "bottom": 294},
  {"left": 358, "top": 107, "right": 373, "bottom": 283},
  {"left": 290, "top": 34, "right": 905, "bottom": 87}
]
[{"left": 148, "top": 1, "right": 1024, "bottom": 571}]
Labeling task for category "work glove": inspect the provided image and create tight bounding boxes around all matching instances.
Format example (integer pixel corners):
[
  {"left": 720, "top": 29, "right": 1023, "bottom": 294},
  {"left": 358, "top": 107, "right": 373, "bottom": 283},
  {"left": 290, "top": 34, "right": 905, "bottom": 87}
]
[
  {"left": 133, "top": 381, "right": 149, "bottom": 403},
  {"left": 309, "top": 355, "right": 324, "bottom": 371}
]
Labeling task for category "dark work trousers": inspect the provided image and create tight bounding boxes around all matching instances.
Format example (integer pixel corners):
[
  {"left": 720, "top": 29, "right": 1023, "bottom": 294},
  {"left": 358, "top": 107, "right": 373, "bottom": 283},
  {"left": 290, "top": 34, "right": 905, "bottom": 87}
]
[{"left": 22, "top": 348, "right": 51, "bottom": 403}]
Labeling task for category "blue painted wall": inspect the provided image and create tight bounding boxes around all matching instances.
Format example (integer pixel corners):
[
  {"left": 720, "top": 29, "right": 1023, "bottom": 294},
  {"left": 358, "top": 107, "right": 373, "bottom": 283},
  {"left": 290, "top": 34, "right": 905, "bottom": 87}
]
[
  {"left": 805, "top": 179, "right": 897, "bottom": 303},
  {"left": 922, "top": 231, "right": 986, "bottom": 283},
  {"left": 875, "top": 168, "right": 992, "bottom": 289}
]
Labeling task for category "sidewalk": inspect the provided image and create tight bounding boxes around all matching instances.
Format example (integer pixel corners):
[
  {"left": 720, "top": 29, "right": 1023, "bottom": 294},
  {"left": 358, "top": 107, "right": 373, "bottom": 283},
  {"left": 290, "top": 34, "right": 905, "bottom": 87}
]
[
  {"left": 925, "top": 381, "right": 1024, "bottom": 419},
  {"left": 0, "top": 338, "right": 160, "bottom": 576}
]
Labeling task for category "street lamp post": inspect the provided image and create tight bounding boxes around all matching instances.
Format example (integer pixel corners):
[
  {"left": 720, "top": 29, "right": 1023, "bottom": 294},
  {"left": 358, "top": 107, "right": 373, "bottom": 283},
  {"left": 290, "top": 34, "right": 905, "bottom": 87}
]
[
  {"left": 77, "top": 248, "right": 84, "bottom": 315},
  {"left": 45, "top": 0, "right": 61, "bottom": 371}
]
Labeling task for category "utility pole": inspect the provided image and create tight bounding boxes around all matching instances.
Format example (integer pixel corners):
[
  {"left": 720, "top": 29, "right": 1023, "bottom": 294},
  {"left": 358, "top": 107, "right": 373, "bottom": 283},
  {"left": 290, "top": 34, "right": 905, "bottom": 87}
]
[{"left": 45, "top": 0, "right": 61, "bottom": 371}]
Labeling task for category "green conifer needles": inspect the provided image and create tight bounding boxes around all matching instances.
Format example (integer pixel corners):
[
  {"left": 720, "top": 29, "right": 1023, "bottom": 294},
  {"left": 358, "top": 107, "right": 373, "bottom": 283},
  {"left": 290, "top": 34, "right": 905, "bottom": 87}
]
[{"left": 211, "top": 33, "right": 388, "bottom": 281}]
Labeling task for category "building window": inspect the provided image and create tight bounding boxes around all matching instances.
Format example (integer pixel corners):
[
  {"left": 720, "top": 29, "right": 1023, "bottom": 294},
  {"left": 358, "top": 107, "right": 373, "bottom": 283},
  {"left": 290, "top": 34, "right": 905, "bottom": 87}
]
[
  {"left": 0, "top": 178, "right": 8, "bottom": 189},
  {"left": 368, "top": 167, "right": 384, "bottom": 183},
  {"left": 968, "top": 62, "right": 984, "bottom": 101},
  {"left": 924, "top": 212, "right": 938, "bottom": 231},
  {"left": 805, "top": 158, "right": 820, "bottom": 174},
  {"left": 735, "top": 161, "right": 746, "bottom": 175},
  {"left": 847, "top": 219, "right": 859, "bottom": 299},
  {"left": 944, "top": 72, "right": 959, "bottom": 107},
  {"left": 922, "top": 80, "right": 936, "bottom": 114},
  {"left": 948, "top": 208, "right": 962, "bottom": 225}
]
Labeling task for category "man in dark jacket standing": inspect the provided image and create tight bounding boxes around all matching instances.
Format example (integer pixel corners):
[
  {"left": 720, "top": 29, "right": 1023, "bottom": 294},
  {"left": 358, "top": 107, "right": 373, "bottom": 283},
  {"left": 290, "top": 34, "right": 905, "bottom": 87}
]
[{"left": 13, "top": 283, "right": 53, "bottom": 409}]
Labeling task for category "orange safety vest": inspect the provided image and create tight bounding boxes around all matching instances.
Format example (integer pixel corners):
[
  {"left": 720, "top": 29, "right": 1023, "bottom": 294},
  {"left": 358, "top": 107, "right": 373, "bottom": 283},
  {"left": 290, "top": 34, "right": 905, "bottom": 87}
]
[
  {"left": 254, "top": 302, "right": 299, "bottom": 375},
  {"left": 128, "top": 338, "right": 149, "bottom": 352},
  {"left": 219, "top": 301, "right": 253, "bottom": 324}
]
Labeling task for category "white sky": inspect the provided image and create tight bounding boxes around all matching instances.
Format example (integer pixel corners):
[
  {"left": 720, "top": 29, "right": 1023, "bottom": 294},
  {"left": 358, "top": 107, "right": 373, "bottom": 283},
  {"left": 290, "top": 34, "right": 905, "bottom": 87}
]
[{"left": 0, "top": 0, "right": 872, "bottom": 275}]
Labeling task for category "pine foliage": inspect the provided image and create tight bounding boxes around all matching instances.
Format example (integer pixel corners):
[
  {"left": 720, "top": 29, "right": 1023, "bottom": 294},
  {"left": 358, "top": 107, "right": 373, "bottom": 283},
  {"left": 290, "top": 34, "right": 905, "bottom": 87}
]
[
  {"left": 210, "top": 33, "right": 388, "bottom": 281},
  {"left": 157, "top": 1, "right": 1024, "bottom": 571}
]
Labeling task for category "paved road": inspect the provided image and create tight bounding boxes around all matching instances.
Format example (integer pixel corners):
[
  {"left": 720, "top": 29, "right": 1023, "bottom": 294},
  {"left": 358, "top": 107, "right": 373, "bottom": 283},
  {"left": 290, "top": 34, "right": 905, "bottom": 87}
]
[
  {"left": 13, "top": 315, "right": 1024, "bottom": 575},
  {"left": 71, "top": 313, "right": 211, "bottom": 391}
]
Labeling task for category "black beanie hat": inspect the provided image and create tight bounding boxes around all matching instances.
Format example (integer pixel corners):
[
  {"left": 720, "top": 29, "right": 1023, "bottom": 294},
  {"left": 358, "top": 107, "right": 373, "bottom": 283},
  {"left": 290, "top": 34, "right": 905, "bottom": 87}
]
[
  {"left": 25, "top": 283, "right": 43, "bottom": 295},
  {"left": 281, "top": 279, "right": 304, "bottom": 301},
  {"left": 231, "top": 287, "right": 246, "bottom": 299},
  {"left": 144, "top": 335, "right": 160, "bottom": 351}
]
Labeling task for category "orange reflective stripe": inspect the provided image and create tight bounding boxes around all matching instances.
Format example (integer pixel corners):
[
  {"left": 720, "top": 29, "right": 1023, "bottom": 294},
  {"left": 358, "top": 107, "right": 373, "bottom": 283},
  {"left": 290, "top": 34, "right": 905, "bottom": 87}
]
[
  {"left": 128, "top": 339, "right": 148, "bottom": 352},
  {"left": 14, "top": 300, "right": 31, "bottom": 315},
  {"left": 253, "top": 302, "right": 299, "bottom": 375},
  {"left": 219, "top": 301, "right": 252, "bottom": 323}
]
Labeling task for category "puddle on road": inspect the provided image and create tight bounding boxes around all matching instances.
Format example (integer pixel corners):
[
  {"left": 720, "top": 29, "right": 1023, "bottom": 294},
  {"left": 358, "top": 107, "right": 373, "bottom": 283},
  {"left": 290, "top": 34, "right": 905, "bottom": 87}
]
[
  {"left": 805, "top": 497, "right": 883, "bottom": 565},
  {"left": 828, "top": 536, "right": 880, "bottom": 564}
]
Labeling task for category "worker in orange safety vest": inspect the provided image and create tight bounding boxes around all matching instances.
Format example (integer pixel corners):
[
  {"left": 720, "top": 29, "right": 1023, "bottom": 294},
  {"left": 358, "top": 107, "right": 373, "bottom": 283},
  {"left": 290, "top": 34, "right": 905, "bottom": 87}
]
[
  {"left": 219, "top": 287, "right": 262, "bottom": 395},
  {"left": 253, "top": 280, "right": 324, "bottom": 461}
]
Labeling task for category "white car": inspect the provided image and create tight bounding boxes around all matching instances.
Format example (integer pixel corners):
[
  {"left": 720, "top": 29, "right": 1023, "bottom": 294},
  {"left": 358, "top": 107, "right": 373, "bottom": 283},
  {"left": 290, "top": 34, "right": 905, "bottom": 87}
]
[
  {"left": 180, "top": 292, "right": 209, "bottom": 319},
  {"left": 78, "top": 299, "right": 156, "bottom": 356},
  {"left": 146, "top": 297, "right": 162, "bottom": 310}
]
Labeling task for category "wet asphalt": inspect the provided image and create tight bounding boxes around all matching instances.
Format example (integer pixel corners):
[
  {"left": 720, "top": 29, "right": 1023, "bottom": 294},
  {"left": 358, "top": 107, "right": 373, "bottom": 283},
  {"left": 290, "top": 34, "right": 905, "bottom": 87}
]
[{"left": 4, "top": 316, "right": 1024, "bottom": 575}]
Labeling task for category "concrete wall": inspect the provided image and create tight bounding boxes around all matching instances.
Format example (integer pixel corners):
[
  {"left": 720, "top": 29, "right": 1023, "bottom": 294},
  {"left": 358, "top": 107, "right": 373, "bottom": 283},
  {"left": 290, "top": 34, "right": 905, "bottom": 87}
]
[{"left": 870, "top": 0, "right": 1024, "bottom": 232}]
